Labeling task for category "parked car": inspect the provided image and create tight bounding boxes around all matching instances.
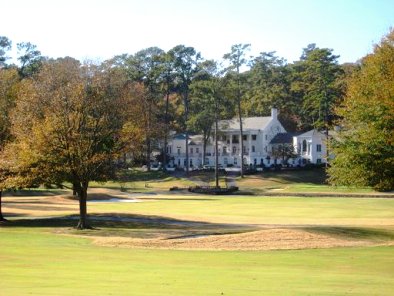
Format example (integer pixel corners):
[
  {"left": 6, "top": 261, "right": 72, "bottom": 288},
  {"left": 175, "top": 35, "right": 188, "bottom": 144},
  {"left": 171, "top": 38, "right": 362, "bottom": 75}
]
[
  {"left": 150, "top": 163, "right": 162, "bottom": 171},
  {"left": 165, "top": 165, "right": 176, "bottom": 172}
]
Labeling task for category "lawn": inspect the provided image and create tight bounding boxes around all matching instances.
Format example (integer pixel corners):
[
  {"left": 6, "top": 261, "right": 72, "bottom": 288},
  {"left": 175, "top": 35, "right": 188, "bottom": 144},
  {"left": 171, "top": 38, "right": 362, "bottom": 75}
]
[
  {"left": 0, "top": 229, "right": 393, "bottom": 296},
  {"left": 88, "top": 195, "right": 394, "bottom": 226},
  {"left": 235, "top": 169, "right": 374, "bottom": 194},
  {"left": 71, "top": 168, "right": 378, "bottom": 194},
  {"left": 1, "top": 169, "right": 394, "bottom": 295},
  {"left": 89, "top": 169, "right": 195, "bottom": 192}
]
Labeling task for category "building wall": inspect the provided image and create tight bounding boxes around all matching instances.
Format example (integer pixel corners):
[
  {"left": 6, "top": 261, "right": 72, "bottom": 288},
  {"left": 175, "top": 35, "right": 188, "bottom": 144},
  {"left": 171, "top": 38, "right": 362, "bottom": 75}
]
[
  {"left": 167, "top": 109, "right": 288, "bottom": 169},
  {"left": 293, "top": 131, "right": 328, "bottom": 165}
]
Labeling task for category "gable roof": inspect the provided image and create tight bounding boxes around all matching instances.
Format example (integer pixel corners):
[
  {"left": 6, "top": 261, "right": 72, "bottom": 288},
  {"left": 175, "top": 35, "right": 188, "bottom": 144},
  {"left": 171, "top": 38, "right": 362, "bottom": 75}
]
[
  {"left": 270, "top": 132, "right": 299, "bottom": 144},
  {"left": 172, "top": 133, "right": 204, "bottom": 145},
  {"left": 219, "top": 116, "right": 272, "bottom": 131},
  {"left": 297, "top": 129, "right": 326, "bottom": 138}
]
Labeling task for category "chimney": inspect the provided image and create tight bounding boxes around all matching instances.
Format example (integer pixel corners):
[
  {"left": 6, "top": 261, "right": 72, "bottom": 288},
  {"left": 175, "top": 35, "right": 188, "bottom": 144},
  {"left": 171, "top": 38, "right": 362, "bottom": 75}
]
[{"left": 271, "top": 108, "right": 278, "bottom": 119}]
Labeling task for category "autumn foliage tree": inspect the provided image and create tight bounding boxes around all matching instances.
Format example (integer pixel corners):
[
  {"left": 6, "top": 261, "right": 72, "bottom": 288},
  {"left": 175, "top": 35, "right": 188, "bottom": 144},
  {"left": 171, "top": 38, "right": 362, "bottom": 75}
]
[
  {"left": 8, "top": 58, "right": 135, "bottom": 228},
  {"left": 0, "top": 67, "right": 19, "bottom": 221},
  {"left": 328, "top": 30, "right": 394, "bottom": 191}
]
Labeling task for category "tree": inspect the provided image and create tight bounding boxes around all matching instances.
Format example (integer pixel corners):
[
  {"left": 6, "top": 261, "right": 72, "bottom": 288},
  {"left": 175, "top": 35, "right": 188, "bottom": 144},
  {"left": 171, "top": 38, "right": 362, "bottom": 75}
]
[
  {"left": 291, "top": 44, "right": 344, "bottom": 130},
  {"left": 190, "top": 60, "right": 226, "bottom": 186},
  {"left": 245, "top": 51, "right": 295, "bottom": 130},
  {"left": 8, "top": 58, "right": 134, "bottom": 228},
  {"left": 223, "top": 44, "right": 250, "bottom": 177},
  {"left": 328, "top": 30, "right": 394, "bottom": 191},
  {"left": 17, "top": 42, "right": 44, "bottom": 78},
  {"left": 0, "top": 36, "right": 12, "bottom": 68},
  {"left": 270, "top": 143, "right": 298, "bottom": 166},
  {"left": 157, "top": 51, "right": 176, "bottom": 170},
  {"left": 0, "top": 67, "right": 19, "bottom": 221},
  {"left": 169, "top": 45, "right": 201, "bottom": 174},
  {"left": 126, "top": 47, "right": 165, "bottom": 170}
]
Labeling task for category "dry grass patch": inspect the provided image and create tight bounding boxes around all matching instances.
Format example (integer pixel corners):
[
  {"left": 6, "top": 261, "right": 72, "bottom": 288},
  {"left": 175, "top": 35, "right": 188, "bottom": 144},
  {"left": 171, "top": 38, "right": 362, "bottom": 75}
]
[{"left": 91, "top": 227, "right": 394, "bottom": 251}]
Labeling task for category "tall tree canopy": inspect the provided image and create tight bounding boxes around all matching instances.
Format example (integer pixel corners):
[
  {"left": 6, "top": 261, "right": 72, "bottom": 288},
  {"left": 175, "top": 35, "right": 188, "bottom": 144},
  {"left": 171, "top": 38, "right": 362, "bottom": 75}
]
[
  {"left": 0, "top": 67, "right": 20, "bottom": 221},
  {"left": 223, "top": 43, "right": 251, "bottom": 177},
  {"left": 291, "top": 44, "right": 344, "bottom": 130},
  {"left": 8, "top": 58, "right": 134, "bottom": 228},
  {"left": 169, "top": 45, "right": 201, "bottom": 173},
  {"left": 245, "top": 52, "right": 294, "bottom": 130},
  {"left": 0, "top": 36, "right": 12, "bottom": 68},
  {"left": 126, "top": 47, "right": 165, "bottom": 169},
  {"left": 17, "top": 42, "right": 44, "bottom": 78},
  {"left": 328, "top": 30, "right": 394, "bottom": 191}
]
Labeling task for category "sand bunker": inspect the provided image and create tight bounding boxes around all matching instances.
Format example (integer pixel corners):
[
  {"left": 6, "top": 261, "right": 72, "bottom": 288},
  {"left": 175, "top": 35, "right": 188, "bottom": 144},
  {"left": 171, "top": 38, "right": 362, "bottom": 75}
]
[{"left": 91, "top": 228, "right": 392, "bottom": 251}]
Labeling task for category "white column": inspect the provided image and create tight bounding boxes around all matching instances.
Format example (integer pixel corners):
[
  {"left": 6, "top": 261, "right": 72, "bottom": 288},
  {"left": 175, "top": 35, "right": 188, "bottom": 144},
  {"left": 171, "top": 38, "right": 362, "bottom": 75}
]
[{"left": 248, "top": 132, "right": 252, "bottom": 163}]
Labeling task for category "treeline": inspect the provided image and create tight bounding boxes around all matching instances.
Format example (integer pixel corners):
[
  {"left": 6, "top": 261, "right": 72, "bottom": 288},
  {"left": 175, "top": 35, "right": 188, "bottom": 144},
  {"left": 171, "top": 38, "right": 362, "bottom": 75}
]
[{"left": 0, "top": 37, "right": 350, "bottom": 140}]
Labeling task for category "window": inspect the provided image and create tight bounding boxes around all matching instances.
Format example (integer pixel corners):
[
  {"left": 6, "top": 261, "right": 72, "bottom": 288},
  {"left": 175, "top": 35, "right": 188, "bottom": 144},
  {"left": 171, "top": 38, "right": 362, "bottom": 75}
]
[
  {"left": 224, "top": 158, "right": 228, "bottom": 165},
  {"left": 302, "top": 140, "right": 307, "bottom": 152},
  {"left": 265, "top": 134, "right": 268, "bottom": 141},
  {"left": 252, "top": 134, "right": 257, "bottom": 141},
  {"left": 177, "top": 148, "right": 181, "bottom": 155},
  {"left": 222, "top": 135, "right": 227, "bottom": 141},
  {"left": 317, "top": 159, "right": 322, "bottom": 164},
  {"left": 169, "top": 146, "right": 172, "bottom": 154},
  {"left": 264, "top": 146, "right": 267, "bottom": 152},
  {"left": 234, "top": 158, "right": 237, "bottom": 165},
  {"left": 243, "top": 135, "right": 247, "bottom": 141},
  {"left": 223, "top": 146, "right": 227, "bottom": 153},
  {"left": 190, "top": 159, "right": 193, "bottom": 166},
  {"left": 190, "top": 148, "right": 193, "bottom": 154},
  {"left": 232, "top": 146, "right": 237, "bottom": 153},
  {"left": 252, "top": 145, "right": 255, "bottom": 152},
  {"left": 232, "top": 135, "right": 239, "bottom": 143},
  {"left": 254, "top": 159, "right": 257, "bottom": 165},
  {"left": 316, "top": 144, "right": 322, "bottom": 152},
  {"left": 196, "top": 147, "right": 199, "bottom": 153},
  {"left": 205, "top": 158, "right": 209, "bottom": 165}
]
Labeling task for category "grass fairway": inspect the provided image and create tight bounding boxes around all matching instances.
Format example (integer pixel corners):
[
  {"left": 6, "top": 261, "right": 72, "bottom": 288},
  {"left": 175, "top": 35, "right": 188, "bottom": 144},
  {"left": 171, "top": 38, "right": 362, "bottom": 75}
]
[
  {"left": 88, "top": 195, "right": 394, "bottom": 226},
  {"left": 2, "top": 180, "right": 394, "bottom": 295},
  {"left": 1, "top": 229, "right": 393, "bottom": 296}
]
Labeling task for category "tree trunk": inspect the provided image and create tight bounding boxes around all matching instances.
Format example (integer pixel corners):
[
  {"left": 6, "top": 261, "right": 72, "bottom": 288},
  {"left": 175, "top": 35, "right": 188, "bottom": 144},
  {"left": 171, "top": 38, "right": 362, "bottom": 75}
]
[
  {"left": 76, "top": 181, "right": 91, "bottom": 229},
  {"left": 238, "top": 99, "right": 244, "bottom": 178},
  {"left": 184, "top": 91, "right": 189, "bottom": 175},
  {"left": 214, "top": 104, "right": 219, "bottom": 188},
  {"left": 72, "top": 182, "right": 78, "bottom": 197},
  {"left": 146, "top": 97, "right": 152, "bottom": 172},
  {"left": 0, "top": 190, "right": 7, "bottom": 222},
  {"left": 146, "top": 135, "right": 151, "bottom": 171},
  {"left": 163, "top": 89, "right": 170, "bottom": 170},
  {"left": 203, "top": 135, "right": 207, "bottom": 166},
  {"left": 237, "top": 66, "right": 244, "bottom": 178}
]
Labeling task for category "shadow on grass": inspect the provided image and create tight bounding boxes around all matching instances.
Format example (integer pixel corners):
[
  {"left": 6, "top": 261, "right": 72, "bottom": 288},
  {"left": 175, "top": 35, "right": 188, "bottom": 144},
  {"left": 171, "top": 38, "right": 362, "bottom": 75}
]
[
  {"left": 256, "top": 168, "right": 327, "bottom": 185},
  {"left": 117, "top": 170, "right": 173, "bottom": 182},
  {"left": 1, "top": 213, "right": 255, "bottom": 239},
  {"left": 136, "top": 197, "right": 219, "bottom": 201},
  {"left": 303, "top": 226, "right": 394, "bottom": 241},
  {"left": 4, "top": 189, "right": 67, "bottom": 197}
]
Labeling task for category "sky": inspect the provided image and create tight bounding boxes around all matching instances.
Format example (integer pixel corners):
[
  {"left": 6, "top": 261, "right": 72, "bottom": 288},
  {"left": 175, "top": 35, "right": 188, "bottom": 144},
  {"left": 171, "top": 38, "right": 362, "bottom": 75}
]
[{"left": 1, "top": 0, "right": 393, "bottom": 64}]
